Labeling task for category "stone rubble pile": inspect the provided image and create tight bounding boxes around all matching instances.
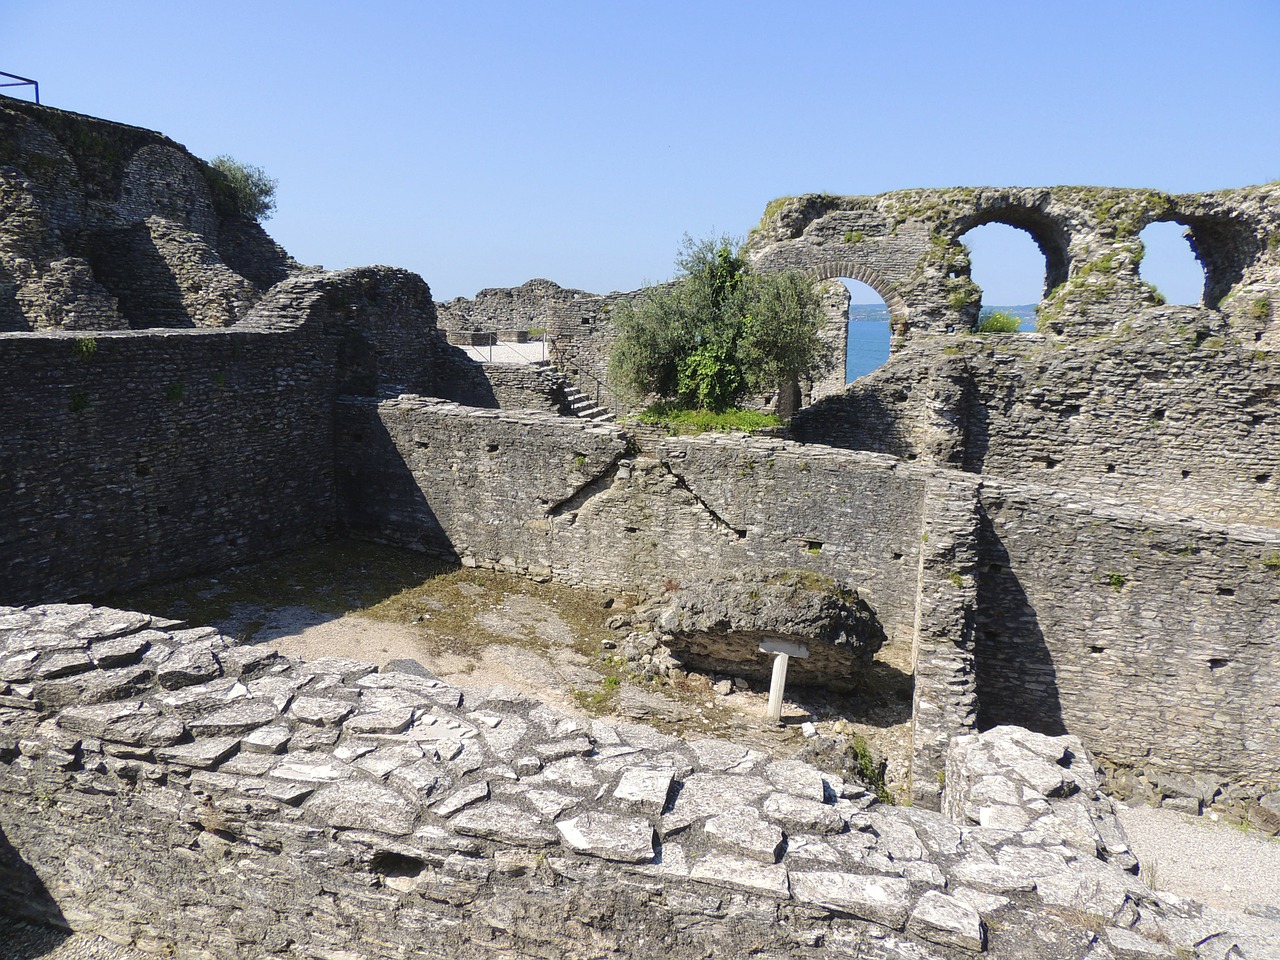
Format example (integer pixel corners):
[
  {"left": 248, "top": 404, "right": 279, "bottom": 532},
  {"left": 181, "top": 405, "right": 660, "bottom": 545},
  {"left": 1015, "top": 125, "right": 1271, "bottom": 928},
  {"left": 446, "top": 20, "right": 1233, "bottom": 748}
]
[{"left": 0, "top": 604, "right": 1269, "bottom": 959}]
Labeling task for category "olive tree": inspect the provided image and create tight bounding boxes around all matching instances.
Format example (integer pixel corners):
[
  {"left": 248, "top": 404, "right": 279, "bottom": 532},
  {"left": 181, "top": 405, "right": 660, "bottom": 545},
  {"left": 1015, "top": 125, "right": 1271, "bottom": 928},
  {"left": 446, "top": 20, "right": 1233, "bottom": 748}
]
[
  {"left": 609, "top": 235, "right": 828, "bottom": 415},
  {"left": 208, "top": 155, "right": 278, "bottom": 221}
]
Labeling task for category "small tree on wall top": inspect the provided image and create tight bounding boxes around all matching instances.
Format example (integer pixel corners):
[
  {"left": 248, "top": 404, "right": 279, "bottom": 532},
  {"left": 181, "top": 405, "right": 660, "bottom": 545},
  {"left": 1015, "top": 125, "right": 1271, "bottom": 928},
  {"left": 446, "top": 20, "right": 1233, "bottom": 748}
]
[
  {"left": 609, "top": 235, "right": 828, "bottom": 415},
  {"left": 207, "top": 155, "right": 278, "bottom": 221}
]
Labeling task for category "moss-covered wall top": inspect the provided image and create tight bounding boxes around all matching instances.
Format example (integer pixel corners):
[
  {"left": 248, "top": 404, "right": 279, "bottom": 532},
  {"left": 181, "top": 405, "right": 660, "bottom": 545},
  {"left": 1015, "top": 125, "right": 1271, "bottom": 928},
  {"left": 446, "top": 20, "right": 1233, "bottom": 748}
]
[{"left": 745, "top": 185, "right": 1280, "bottom": 344}]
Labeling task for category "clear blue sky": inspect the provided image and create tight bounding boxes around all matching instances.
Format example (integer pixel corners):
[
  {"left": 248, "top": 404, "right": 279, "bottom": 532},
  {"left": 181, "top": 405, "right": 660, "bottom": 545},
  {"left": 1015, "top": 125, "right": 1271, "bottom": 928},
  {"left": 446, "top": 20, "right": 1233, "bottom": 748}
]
[{"left": 3, "top": 1, "right": 1277, "bottom": 303}]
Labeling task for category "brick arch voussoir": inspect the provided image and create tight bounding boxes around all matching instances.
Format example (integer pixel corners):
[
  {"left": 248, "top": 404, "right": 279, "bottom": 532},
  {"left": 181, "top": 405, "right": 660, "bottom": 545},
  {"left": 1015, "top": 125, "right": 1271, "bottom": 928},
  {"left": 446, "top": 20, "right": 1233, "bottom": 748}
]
[{"left": 805, "top": 261, "right": 910, "bottom": 326}]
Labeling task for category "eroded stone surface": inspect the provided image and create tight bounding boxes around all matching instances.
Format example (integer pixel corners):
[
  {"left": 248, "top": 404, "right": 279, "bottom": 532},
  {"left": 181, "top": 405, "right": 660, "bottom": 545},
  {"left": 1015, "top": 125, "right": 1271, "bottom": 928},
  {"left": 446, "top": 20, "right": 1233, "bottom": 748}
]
[{"left": 0, "top": 604, "right": 1272, "bottom": 960}]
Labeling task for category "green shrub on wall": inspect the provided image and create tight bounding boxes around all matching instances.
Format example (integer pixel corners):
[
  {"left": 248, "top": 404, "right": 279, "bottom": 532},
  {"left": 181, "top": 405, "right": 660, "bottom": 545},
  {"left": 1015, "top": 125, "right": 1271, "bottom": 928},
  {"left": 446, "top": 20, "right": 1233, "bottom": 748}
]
[
  {"left": 977, "top": 311, "right": 1021, "bottom": 334},
  {"left": 206, "top": 155, "right": 277, "bottom": 221}
]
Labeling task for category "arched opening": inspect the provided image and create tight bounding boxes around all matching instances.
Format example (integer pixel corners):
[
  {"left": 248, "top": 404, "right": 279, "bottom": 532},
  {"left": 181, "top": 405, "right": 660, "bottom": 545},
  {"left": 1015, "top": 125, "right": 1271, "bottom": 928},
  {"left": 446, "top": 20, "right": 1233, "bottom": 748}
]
[
  {"left": 956, "top": 222, "right": 1049, "bottom": 331},
  {"left": 1138, "top": 221, "right": 1205, "bottom": 306},
  {"left": 843, "top": 279, "right": 892, "bottom": 381}
]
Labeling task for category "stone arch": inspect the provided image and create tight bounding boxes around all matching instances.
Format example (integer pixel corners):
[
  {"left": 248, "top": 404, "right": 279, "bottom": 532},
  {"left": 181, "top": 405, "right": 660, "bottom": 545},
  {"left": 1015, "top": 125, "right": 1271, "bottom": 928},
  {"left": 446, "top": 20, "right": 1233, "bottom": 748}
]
[
  {"left": 949, "top": 205, "right": 1071, "bottom": 298},
  {"left": 805, "top": 260, "right": 909, "bottom": 334},
  {"left": 1158, "top": 213, "right": 1258, "bottom": 309},
  {"left": 118, "top": 144, "right": 217, "bottom": 239}
]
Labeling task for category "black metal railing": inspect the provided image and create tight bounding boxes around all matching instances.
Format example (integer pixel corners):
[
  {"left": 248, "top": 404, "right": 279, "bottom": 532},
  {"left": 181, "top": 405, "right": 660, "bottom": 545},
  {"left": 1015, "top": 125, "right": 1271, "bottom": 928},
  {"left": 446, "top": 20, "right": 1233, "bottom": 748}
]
[{"left": 0, "top": 71, "right": 39, "bottom": 104}]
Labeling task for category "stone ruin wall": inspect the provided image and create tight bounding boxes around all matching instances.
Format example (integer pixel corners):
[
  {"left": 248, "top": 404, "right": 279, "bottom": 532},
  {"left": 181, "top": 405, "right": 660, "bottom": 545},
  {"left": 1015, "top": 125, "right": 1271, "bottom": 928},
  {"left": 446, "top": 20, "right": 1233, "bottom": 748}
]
[
  {"left": 0, "top": 262, "right": 501, "bottom": 606},
  {"left": 0, "top": 99, "right": 299, "bottom": 333},
  {"left": 0, "top": 602, "right": 1248, "bottom": 960},
  {"left": 333, "top": 399, "right": 1280, "bottom": 803},
  {"left": 2, "top": 100, "right": 1280, "bottom": 957}
]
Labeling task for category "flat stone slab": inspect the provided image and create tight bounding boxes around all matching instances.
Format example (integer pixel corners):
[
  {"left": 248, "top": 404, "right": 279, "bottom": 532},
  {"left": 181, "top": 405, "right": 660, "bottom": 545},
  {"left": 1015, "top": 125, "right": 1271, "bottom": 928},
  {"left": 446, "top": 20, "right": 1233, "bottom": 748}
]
[
  {"left": 450, "top": 802, "right": 558, "bottom": 847},
  {"left": 763, "top": 792, "right": 844, "bottom": 834},
  {"left": 156, "top": 644, "right": 222, "bottom": 690},
  {"left": 556, "top": 812, "right": 655, "bottom": 863},
  {"left": 791, "top": 871, "right": 912, "bottom": 929},
  {"left": 189, "top": 699, "right": 280, "bottom": 736},
  {"left": 907, "top": 890, "right": 985, "bottom": 952},
  {"left": 689, "top": 853, "right": 791, "bottom": 899},
  {"left": 433, "top": 782, "right": 490, "bottom": 818},
  {"left": 291, "top": 697, "right": 356, "bottom": 727},
  {"left": 951, "top": 860, "right": 1037, "bottom": 895},
  {"left": 157, "top": 737, "right": 240, "bottom": 769},
  {"left": 347, "top": 708, "right": 415, "bottom": 736},
  {"left": 307, "top": 780, "right": 419, "bottom": 835},
  {"left": 90, "top": 633, "right": 151, "bottom": 669},
  {"left": 242, "top": 724, "right": 291, "bottom": 755},
  {"left": 705, "top": 805, "right": 785, "bottom": 863},
  {"left": 765, "top": 759, "right": 828, "bottom": 802},
  {"left": 57, "top": 700, "right": 185, "bottom": 747},
  {"left": 613, "top": 767, "right": 674, "bottom": 815}
]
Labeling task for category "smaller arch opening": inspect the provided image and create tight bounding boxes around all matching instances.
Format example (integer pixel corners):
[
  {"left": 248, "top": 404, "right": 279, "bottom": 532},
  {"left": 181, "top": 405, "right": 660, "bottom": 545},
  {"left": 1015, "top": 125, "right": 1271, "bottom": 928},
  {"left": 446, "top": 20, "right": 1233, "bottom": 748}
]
[
  {"left": 843, "top": 279, "right": 892, "bottom": 381},
  {"left": 957, "top": 222, "right": 1048, "bottom": 332},
  {"left": 1138, "top": 221, "right": 1205, "bottom": 306}
]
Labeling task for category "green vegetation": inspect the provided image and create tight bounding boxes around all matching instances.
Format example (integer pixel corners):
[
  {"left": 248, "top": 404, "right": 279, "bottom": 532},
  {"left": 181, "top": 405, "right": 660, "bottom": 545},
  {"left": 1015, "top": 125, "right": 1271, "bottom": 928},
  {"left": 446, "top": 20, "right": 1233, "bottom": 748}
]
[
  {"left": 947, "top": 286, "right": 978, "bottom": 310},
  {"left": 1248, "top": 298, "right": 1271, "bottom": 321},
  {"left": 73, "top": 336, "right": 98, "bottom": 358},
  {"left": 165, "top": 382, "right": 185, "bottom": 403},
  {"left": 572, "top": 666, "right": 624, "bottom": 714},
  {"left": 571, "top": 453, "right": 588, "bottom": 472},
  {"left": 633, "top": 402, "right": 781, "bottom": 435},
  {"left": 68, "top": 390, "right": 89, "bottom": 414},
  {"left": 207, "top": 155, "right": 277, "bottom": 222},
  {"left": 842, "top": 230, "right": 864, "bottom": 244},
  {"left": 851, "top": 736, "right": 891, "bottom": 803},
  {"left": 976, "top": 311, "right": 1021, "bottom": 333},
  {"left": 1262, "top": 553, "right": 1280, "bottom": 573},
  {"left": 608, "top": 235, "right": 830, "bottom": 414},
  {"left": 1105, "top": 571, "right": 1128, "bottom": 591}
]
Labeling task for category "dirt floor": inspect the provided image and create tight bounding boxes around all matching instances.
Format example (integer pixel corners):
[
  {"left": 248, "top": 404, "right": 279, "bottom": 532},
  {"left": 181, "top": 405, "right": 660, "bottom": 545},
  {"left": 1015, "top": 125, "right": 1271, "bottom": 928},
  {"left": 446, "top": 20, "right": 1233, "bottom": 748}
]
[{"left": 111, "top": 539, "right": 916, "bottom": 798}]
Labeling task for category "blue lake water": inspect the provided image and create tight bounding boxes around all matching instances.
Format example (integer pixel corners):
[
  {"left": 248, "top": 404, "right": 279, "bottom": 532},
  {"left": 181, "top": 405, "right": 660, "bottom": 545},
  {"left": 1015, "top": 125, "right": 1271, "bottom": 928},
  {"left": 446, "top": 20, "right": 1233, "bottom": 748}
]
[{"left": 846, "top": 304, "right": 1037, "bottom": 382}]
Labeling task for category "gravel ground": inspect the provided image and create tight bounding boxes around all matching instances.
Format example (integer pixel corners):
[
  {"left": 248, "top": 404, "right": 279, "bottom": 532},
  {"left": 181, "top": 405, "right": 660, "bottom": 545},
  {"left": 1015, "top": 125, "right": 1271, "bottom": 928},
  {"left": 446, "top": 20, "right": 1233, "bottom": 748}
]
[
  {"left": 1117, "top": 802, "right": 1280, "bottom": 958},
  {"left": 1117, "top": 802, "right": 1280, "bottom": 912}
]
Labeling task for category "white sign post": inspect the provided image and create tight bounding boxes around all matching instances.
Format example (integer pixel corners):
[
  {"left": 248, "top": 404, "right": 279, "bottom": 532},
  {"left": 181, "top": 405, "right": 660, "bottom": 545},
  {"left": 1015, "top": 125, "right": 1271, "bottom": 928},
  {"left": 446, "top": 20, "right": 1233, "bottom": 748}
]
[{"left": 758, "top": 638, "right": 809, "bottom": 724}]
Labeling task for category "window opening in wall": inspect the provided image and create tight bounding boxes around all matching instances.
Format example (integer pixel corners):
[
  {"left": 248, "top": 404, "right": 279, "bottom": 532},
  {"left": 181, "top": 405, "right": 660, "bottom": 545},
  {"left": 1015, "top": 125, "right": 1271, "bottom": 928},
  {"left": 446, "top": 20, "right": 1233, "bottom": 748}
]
[
  {"left": 843, "top": 279, "right": 891, "bottom": 382},
  {"left": 956, "top": 222, "right": 1045, "bottom": 331},
  {"left": 1138, "top": 221, "right": 1204, "bottom": 305}
]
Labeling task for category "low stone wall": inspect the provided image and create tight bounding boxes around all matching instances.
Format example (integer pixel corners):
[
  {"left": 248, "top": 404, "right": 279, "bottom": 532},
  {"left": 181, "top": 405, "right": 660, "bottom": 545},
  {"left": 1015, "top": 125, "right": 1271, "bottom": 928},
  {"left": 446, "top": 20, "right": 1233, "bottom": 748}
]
[
  {"left": 1, "top": 603, "right": 1253, "bottom": 960},
  {"left": 335, "top": 399, "right": 1280, "bottom": 803}
]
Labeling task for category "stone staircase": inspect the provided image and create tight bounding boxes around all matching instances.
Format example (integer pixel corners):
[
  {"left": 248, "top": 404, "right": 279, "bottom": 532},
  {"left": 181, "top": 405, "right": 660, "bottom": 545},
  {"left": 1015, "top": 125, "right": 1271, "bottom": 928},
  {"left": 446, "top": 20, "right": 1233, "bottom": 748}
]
[{"left": 532, "top": 360, "right": 615, "bottom": 422}]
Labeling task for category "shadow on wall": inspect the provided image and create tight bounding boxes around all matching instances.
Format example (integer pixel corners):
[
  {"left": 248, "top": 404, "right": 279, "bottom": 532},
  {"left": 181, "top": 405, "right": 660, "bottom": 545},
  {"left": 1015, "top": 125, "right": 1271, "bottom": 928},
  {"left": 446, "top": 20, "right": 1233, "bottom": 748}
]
[
  {"left": 0, "top": 823, "right": 70, "bottom": 952},
  {"left": 0, "top": 260, "right": 23, "bottom": 331},
  {"left": 973, "top": 505, "right": 1066, "bottom": 736},
  {"left": 79, "top": 223, "right": 194, "bottom": 328},
  {"left": 335, "top": 398, "right": 458, "bottom": 560},
  {"left": 790, "top": 380, "right": 919, "bottom": 458}
]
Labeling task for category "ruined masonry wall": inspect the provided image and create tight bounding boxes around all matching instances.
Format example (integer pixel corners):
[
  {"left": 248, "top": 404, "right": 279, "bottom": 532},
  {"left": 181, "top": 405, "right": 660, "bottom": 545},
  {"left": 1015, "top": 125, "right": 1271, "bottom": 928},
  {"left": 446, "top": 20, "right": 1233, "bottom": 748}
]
[
  {"left": 337, "top": 398, "right": 930, "bottom": 650},
  {"left": 792, "top": 335, "right": 1280, "bottom": 530},
  {"left": 0, "top": 328, "right": 335, "bottom": 604},
  {"left": 0, "top": 603, "right": 1204, "bottom": 960},
  {"left": 336, "top": 400, "right": 1280, "bottom": 797},
  {"left": 0, "top": 265, "right": 459, "bottom": 606},
  {"left": 0, "top": 99, "right": 299, "bottom": 333},
  {"left": 976, "top": 480, "right": 1280, "bottom": 794}
]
